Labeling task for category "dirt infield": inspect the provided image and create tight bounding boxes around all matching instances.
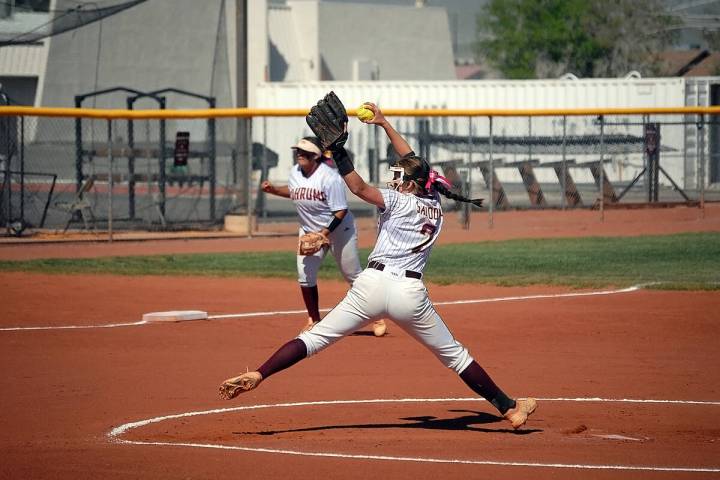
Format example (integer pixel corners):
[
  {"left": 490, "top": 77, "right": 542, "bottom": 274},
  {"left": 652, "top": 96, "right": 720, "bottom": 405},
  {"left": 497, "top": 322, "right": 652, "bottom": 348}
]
[{"left": 1, "top": 206, "right": 719, "bottom": 479}]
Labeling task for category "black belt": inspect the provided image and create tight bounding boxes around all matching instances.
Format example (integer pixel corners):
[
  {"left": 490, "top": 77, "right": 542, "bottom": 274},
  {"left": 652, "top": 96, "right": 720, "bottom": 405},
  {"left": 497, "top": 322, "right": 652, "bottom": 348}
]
[{"left": 368, "top": 260, "right": 422, "bottom": 279}]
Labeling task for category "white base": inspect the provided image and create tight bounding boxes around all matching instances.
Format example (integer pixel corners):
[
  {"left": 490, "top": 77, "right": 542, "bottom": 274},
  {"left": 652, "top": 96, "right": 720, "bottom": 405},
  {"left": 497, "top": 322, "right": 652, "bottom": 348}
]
[
  {"left": 142, "top": 310, "right": 208, "bottom": 322},
  {"left": 224, "top": 214, "right": 253, "bottom": 233}
]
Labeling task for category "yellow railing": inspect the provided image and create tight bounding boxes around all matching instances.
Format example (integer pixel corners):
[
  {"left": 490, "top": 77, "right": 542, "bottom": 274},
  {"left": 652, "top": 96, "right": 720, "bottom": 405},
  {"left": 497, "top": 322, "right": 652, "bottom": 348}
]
[{"left": 1, "top": 105, "right": 720, "bottom": 119}]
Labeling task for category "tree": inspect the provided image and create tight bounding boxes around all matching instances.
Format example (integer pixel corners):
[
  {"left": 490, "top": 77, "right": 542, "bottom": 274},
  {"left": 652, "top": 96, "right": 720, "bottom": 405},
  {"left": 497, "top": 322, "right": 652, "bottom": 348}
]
[{"left": 476, "top": 0, "right": 679, "bottom": 79}]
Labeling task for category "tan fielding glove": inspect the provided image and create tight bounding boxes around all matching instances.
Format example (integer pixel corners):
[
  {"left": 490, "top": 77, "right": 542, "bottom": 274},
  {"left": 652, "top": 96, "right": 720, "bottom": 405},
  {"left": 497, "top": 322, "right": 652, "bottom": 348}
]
[{"left": 298, "top": 231, "right": 330, "bottom": 256}]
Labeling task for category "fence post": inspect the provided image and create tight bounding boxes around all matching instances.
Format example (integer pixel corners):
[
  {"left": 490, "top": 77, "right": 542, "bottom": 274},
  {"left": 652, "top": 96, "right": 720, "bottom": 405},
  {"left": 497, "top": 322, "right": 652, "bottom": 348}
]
[
  {"left": 209, "top": 108, "right": 217, "bottom": 222},
  {"left": 0, "top": 97, "right": 11, "bottom": 234},
  {"left": 19, "top": 115, "right": 24, "bottom": 230},
  {"left": 126, "top": 98, "right": 135, "bottom": 220},
  {"left": 599, "top": 115, "right": 605, "bottom": 222},
  {"left": 464, "top": 116, "right": 472, "bottom": 229},
  {"left": 488, "top": 115, "right": 494, "bottom": 229},
  {"left": 561, "top": 115, "right": 567, "bottom": 211},
  {"left": 528, "top": 115, "right": 533, "bottom": 162},
  {"left": 372, "top": 121, "right": 380, "bottom": 225},
  {"left": 260, "top": 115, "right": 267, "bottom": 218},
  {"left": 643, "top": 114, "right": 649, "bottom": 199},
  {"left": 107, "top": 119, "right": 113, "bottom": 243},
  {"left": 246, "top": 116, "right": 253, "bottom": 237},
  {"left": 698, "top": 115, "right": 706, "bottom": 216},
  {"left": 231, "top": 148, "right": 237, "bottom": 185},
  {"left": 74, "top": 96, "right": 83, "bottom": 193},
  {"left": 158, "top": 98, "right": 167, "bottom": 223}
]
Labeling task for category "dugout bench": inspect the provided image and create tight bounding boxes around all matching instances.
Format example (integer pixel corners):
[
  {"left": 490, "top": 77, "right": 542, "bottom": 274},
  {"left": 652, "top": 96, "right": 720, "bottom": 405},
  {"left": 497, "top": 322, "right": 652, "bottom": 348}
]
[
  {"left": 542, "top": 159, "right": 583, "bottom": 208},
  {"left": 435, "top": 159, "right": 510, "bottom": 210},
  {"left": 437, "top": 158, "right": 621, "bottom": 209}
]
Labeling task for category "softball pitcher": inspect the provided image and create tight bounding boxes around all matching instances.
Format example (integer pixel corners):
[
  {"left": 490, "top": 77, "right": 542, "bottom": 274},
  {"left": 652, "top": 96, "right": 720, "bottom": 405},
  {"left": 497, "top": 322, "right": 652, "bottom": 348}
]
[
  {"left": 262, "top": 136, "right": 387, "bottom": 336},
  {"left": 221, "top": 99, "right": 537, "bottom": 429}
]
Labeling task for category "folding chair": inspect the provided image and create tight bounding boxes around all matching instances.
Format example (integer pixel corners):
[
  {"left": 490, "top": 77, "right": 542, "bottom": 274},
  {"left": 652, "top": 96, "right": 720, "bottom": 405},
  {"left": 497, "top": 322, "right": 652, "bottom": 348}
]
[{"left": 54, "top": 176, "right": 96, "bottom": 232}]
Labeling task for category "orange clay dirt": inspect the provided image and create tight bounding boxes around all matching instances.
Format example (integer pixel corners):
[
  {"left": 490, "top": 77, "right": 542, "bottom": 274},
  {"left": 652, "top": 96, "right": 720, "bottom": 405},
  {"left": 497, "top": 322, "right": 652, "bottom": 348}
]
[{"left": 1, "top": 206, "right": 719, "bottom": 480}]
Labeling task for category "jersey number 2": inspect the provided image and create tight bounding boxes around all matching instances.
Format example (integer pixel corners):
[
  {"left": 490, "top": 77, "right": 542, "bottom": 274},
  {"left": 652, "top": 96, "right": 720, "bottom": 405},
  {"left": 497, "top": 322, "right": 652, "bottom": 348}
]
[{"left": 411, "top": 223, "right": 437, "bottom": 253}]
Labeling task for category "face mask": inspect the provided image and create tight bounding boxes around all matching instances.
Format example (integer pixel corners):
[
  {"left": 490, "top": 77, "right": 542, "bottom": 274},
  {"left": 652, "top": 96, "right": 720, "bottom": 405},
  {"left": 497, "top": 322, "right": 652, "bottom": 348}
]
[{"left": 387, "top": 165, "right": 405, "bottom": 190}]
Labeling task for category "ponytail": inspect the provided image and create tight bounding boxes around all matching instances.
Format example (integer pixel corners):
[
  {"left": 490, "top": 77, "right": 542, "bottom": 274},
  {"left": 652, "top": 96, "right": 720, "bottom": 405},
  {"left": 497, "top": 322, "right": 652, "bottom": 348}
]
[
  {"left": 434, "top": 182, "right": 484, "bottom": 208},
  {"left": 397, "top": 156, "right": 484, "bottom": 208}
]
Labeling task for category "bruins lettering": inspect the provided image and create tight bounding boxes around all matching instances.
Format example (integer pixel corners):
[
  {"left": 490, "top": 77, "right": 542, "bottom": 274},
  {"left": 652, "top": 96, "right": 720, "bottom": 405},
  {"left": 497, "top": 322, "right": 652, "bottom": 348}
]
[
  {"left": 416, "top": 203, "right": 442, "bottom": 220},
  {"left": 290, "top": 187, "right": 326, "bottom": 202}
]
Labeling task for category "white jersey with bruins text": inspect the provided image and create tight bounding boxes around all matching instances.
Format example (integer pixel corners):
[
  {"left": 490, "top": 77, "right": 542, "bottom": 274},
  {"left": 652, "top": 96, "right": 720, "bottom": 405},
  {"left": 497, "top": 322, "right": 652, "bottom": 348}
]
[{"left": 287, "top": 162, "right": 352, "bottom": 233}]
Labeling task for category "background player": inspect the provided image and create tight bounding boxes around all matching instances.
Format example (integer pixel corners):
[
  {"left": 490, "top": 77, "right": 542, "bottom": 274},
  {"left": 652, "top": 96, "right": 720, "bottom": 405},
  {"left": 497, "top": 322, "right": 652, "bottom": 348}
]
[
  {"left": 261, "top": 136, "right": 387, "bottom": 336},
  {"left": 221, "top": 100, "right": 536, "bottom": 430}
]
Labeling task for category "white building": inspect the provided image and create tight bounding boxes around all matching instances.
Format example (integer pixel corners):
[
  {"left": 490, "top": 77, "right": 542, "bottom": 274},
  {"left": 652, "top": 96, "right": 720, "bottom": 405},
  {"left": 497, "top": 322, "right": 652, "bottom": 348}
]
[
  {"left": 0, "top": 0, "right": 718, "bottom": 192},
  {"left": 0, "top": 0, "right": 456, "bottom": 109}
]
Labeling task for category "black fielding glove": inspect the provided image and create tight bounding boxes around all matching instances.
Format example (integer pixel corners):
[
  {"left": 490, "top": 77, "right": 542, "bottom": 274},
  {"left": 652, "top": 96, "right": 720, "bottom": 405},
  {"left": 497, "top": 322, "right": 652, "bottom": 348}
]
[{"left": 306, "top": 91, "right": 349, "bottom": 151}]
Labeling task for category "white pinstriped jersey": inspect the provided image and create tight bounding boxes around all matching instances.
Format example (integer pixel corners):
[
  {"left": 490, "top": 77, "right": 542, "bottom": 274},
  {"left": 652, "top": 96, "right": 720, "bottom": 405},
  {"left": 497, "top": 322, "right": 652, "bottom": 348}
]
[
  {"left": 287, "top": 162, "right": 351, "bottom": 233},
  {"left": 368, "top": 188, "right": 443, "bottom": 273}
]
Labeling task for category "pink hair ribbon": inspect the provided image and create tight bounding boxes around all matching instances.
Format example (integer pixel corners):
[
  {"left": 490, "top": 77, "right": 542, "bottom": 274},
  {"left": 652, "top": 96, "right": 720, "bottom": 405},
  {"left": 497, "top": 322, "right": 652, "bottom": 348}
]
[{"left": 425, "top": 169, "right": 452, "bottom": 191}]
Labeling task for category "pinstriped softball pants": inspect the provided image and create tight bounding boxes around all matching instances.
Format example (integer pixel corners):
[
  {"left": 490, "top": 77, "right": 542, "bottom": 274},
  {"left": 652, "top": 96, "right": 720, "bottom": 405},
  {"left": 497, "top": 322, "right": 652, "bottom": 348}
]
[{"left": 298, "top": 267, "right": 474, "bottom": 373}]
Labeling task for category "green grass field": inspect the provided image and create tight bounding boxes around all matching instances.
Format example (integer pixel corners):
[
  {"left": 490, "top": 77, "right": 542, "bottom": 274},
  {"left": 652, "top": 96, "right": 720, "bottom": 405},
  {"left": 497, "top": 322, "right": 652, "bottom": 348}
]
[{"left": 1, "top": 232, "right": 718, "bottom": 290}]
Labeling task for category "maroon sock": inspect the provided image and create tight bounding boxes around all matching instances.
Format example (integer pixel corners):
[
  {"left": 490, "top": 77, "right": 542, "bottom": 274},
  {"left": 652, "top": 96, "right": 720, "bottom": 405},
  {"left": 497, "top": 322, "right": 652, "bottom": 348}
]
[
  {"left": 459, "top": 361, "right": 516, "bottom": 414},
  {"left": 300, "top": 285, "right": 321, "bottom": 322},
  {"left": 257, "top": 338, "right": 307, "bottom": 379}
]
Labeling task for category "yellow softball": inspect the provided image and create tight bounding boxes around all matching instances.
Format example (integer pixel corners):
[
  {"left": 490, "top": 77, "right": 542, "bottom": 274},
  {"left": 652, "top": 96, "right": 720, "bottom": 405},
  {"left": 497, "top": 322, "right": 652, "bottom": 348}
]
[{"left": 356, "top": 105, "right": 375, "bottom": 122}]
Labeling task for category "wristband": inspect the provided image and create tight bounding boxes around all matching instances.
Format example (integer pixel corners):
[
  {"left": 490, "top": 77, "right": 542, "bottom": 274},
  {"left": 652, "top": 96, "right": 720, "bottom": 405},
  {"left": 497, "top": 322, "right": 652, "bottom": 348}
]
[
  {"left": 326, "top": 215, "right": 343, "bottom": 232},
  {"left": 333, "top": 148, "right": 355, "bottom": 176}
]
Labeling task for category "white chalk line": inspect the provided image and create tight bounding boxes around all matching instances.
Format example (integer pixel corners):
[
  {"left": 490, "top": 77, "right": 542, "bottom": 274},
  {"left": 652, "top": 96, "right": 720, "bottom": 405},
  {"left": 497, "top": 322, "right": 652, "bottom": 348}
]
[
  {"left": 0, "top": 320, "right": 148, "bottom": 331},
  {"left": 0, "top": 284, "right": 642, "bottom": 331},
  {"left": 108, "top": 396, "right": 720, "bottom": 473}
]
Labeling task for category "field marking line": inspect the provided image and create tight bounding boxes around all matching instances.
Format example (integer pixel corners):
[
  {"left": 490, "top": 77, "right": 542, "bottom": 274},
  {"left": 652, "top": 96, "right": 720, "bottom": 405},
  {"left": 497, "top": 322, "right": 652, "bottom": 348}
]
[
  {"left": 1, "top": 284, "right": 643, "bottom": 331},
  {"left": 107, "top": 396, "right": 720, "bottom": 473},
  {"left": 210, "top": 285, "right": 644, "bottom": 319},
  {"left": 0, "top": 320, "right": 148, "bottom": 331}
]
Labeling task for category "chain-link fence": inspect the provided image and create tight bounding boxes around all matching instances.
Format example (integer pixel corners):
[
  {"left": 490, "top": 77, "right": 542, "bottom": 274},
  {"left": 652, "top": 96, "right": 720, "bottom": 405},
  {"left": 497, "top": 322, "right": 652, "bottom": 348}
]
[{"left": 1, "top": 107, "right": 718, "bottom": 237}]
